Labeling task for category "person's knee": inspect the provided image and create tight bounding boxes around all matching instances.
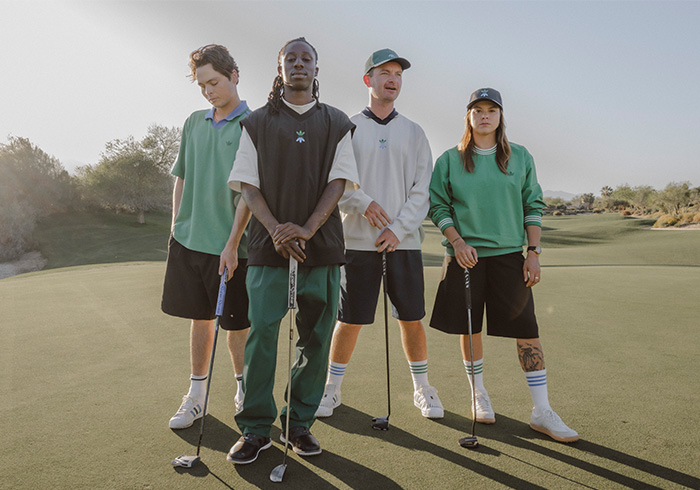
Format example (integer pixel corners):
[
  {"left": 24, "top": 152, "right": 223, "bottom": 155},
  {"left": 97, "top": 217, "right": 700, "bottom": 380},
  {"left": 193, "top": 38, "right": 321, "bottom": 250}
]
[{"left": 399, "top": 320, "right": 425, "bottom": 335}]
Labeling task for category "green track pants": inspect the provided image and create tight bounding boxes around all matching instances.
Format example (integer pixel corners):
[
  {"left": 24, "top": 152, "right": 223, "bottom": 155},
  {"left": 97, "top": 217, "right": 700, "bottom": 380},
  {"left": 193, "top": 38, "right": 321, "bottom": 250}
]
[{"left": 236, "top": 264, "right": 340, "bottom": 437}]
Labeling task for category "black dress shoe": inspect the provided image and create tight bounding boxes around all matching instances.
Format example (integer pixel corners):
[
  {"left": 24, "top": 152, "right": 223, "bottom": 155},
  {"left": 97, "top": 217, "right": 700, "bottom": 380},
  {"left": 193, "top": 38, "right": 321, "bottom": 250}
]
[
  {"left": 227, "top": 433, "right": 272, "bottom": 464},
  {"left": 280, "top": 426, "right": 322, "bottom": 456}
]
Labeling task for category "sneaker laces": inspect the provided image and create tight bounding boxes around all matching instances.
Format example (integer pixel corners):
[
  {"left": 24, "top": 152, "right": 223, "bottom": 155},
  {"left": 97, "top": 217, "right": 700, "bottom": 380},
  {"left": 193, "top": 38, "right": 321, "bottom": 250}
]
[
  {"left": 475, "top": 393, "right": 492, "bottom": 412},
  {"left": 175, "top": 396, "right": 196, "bottom": 414},
  {"left": 539, "top": 408, "right": 567, "bottom": 429},
  {"left": 417, "top": 386, "right": 441, "bottom": 409}
]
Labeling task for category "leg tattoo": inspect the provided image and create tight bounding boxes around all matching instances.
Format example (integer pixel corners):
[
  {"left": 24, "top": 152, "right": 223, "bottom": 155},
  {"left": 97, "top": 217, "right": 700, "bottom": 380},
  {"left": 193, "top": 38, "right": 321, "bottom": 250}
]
[{"left": 517, "top": 340, "right": 545, "bottom": 372}]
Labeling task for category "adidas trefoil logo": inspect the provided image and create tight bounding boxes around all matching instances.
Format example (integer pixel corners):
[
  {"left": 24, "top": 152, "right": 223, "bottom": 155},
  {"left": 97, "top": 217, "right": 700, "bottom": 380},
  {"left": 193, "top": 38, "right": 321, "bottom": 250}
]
[
  {"left": 296, "top": 130, "right": 306, "bottom": 143},
  {"left": 379, "top": 138, "right": 387, "bottom": 149}
]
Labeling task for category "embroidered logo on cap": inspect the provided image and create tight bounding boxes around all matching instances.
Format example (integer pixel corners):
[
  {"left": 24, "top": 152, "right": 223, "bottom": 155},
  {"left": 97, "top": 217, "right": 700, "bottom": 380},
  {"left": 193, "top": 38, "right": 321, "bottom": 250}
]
[
  {"left": 296, "top": 131, "right": 306, "bottom": 143},
  {"left": 480, "top": 89, "right": 489, "bottom": 98}
]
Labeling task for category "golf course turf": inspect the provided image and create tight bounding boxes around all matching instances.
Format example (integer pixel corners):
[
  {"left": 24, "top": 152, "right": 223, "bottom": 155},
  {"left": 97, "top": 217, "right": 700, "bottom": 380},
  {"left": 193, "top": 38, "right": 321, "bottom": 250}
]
[{"left": 1, "top": 212, "right": 698, "bottom": 489}]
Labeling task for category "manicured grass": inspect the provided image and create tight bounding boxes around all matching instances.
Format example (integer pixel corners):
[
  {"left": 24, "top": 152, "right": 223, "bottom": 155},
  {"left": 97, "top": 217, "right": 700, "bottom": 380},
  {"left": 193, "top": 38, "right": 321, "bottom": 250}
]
[
  {"left": 2, "top": 213, "right": 699, "bottom": 489},
  {"left": 33, "top": 209, "right": 171, "bottom": 269}
]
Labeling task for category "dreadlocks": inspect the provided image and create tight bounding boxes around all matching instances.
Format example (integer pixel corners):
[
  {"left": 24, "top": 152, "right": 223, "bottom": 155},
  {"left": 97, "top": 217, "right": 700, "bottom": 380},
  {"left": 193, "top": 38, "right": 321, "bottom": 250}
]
[{"left": 268, "top": 37, "right": 320, "bottom": 114}]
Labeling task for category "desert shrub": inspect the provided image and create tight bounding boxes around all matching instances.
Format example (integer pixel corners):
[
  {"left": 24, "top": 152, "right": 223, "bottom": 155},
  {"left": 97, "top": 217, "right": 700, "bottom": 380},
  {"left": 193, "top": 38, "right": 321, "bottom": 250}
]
[
  {"left": 552, "top": 210, "right": 564, "bottom": 216},
  {"left": 593, "top": 208, "right": 603, "bottom": 214},
  {"left": 621, "top": 210, "right": 632, "bottom": 216},
  {"left": 679, "top": 212, "right": 696, "bottom": 225},
  {"left": 693, "top": 212, "right": 700, "bottom": 224},
  {"left": 653, "top": 214, "right": 679, "bottom": 228}
]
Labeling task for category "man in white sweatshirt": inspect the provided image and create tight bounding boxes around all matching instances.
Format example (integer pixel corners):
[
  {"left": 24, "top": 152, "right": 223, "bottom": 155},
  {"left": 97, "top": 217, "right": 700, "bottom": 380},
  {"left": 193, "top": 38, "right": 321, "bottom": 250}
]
[{"left": 316, "top": 48, "right": 443, "bottom": 420}]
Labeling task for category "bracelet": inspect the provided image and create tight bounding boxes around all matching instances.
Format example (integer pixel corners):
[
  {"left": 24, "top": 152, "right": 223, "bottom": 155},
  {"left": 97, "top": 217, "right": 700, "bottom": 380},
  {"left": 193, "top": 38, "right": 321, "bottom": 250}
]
[{"left": 450, "top": 237, "right": 463, "bottom": 245}]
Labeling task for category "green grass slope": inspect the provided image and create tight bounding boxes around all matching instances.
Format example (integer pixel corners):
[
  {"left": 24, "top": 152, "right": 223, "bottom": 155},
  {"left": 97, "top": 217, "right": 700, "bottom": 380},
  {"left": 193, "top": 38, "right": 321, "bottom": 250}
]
[{"left": 1, "top": 213, "right": 699, "bottom": 489}]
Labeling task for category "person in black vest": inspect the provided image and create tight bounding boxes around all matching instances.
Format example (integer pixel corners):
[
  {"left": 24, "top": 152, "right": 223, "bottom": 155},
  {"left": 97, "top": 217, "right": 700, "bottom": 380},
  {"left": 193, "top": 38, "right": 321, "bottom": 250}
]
[{"left": 226, "top": 37, "right": 359, "bottom": 464}]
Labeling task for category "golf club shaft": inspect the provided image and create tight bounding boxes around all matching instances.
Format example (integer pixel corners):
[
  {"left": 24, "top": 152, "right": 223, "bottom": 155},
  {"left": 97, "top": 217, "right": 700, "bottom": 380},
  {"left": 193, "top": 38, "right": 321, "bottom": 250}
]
[
  {"left": 282, "top": 257, "right": 298, "bottom": 464},
  {"left": 195, "top": 267, "right": 228, "bottom": 455},
  {"left": 382, "top": 251, "right": 391, "bottom": 417},
  {"left": 464, "top": 267, "right": 477, "bottom": 438}
]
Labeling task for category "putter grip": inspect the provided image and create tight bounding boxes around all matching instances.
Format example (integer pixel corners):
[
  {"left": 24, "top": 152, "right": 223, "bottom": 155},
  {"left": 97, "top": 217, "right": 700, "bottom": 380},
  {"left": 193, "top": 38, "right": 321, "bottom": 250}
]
[
  {"left": 464, "top": 268, "right": 472, "bottom": 310},
  {"left": 215, "top": 267, "right": 228, "bottom": 317},
  {"left": 288, "top": 257, "right": 298, "bottom": 309}
]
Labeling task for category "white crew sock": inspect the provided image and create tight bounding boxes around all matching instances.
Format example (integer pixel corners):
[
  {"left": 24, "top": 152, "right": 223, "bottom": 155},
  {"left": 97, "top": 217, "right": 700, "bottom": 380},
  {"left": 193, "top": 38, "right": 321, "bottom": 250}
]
[
  {"left": 327, "top": 361, "right": 348, "bottom": 388},
  {"left": 187, "top": 374, "right": 207, "bottom": 402},
  {"left": 408, "top": 360, "right": 430, "bottom": 390},
  {"left": 525, "top": 369, "right": 551, "bottom": 412},
  {"left": 463, "top": 358, "right": 487, "bottom": 396}
]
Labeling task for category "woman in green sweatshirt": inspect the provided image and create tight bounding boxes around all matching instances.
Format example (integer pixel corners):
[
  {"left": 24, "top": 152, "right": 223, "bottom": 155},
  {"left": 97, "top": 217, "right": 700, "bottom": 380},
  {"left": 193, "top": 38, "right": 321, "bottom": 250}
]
[{"left": 428, "top": 88, "right": 578, "bottom": 443}]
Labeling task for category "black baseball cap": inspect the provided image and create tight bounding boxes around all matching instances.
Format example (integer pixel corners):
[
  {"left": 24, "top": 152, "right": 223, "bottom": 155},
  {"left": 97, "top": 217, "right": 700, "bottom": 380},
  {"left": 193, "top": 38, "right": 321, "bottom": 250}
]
[
  {"left": 364, "top": 48, "right": 411, "bottom": 75},
  {"left": 467, "top": 88, "right": 503, "bottom": 110}
]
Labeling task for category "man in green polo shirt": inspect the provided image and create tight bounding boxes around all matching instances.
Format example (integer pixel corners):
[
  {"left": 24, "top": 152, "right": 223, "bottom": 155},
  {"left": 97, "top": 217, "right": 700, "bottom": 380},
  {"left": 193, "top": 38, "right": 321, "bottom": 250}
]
[{"left": 161, "top": 44, "right": 252, "bottom": 430}]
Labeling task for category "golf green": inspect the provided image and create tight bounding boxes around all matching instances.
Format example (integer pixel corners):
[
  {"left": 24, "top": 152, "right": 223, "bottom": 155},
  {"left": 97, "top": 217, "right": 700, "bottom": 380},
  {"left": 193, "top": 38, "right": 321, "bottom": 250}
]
[{"left": 1, "top": 214, "right": 698, "bottom": 489}]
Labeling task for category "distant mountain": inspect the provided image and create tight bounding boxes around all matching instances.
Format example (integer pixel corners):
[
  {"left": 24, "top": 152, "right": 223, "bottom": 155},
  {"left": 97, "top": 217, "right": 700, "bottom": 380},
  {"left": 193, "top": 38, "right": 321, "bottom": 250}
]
[{"left": 543, "top": 190, "right": 577, "bottom": 201}]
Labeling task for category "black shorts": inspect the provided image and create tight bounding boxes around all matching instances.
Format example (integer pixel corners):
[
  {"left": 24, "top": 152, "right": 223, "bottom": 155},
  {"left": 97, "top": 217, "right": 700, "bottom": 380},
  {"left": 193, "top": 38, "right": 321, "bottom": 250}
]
[
  {"left": 429, "top": 253, "right": 538, "bottom": 339},
  {"left": 338, "top": 250, "right": 425, "bottom": 325},
  {"left": 161, "top": 236, "right": 250, "bottom": 331}
]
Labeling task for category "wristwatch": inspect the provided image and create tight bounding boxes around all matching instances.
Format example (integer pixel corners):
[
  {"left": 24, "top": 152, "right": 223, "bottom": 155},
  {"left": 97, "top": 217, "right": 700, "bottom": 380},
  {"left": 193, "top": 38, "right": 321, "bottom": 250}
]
[{"left": 527, "top": 245, "right": 542, "bottom": 255}]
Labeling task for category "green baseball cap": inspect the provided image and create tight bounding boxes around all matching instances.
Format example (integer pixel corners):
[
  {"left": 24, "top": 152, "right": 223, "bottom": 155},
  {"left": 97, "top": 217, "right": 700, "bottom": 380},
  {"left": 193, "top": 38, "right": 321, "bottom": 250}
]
[{"left": 364, "top": 48, "right": 411, "bottom": 74}]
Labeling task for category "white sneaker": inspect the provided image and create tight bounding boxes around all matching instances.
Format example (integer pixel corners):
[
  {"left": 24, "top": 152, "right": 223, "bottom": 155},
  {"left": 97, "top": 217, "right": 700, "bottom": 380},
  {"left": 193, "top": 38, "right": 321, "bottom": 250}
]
[
  {"left": 530, "top": 408, "right": 579, "bottom": 443},
  {"left": 315, "top": 384, "right": 341, "bottom": 418},
  {"left": 414, "top": 386, "right": 444, "bottom": 419},
  {"left": 472, "top": 392, "right": 495, "bottom": 424},
  {"left": 169, "top": 395, "right": 205, "bottom": 429},
  {"left": 234, "top": 391, "right": 244, "bottom": 415}
]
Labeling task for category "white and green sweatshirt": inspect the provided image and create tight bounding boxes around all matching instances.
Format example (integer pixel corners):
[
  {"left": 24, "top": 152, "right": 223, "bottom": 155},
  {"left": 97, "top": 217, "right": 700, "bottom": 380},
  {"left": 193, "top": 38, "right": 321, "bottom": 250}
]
[
  {"left": 338, "top": 110, "right": 432, "bottom": 251},
  {"left": 429, "top": 143, "right": 545, "bottom": 258}
]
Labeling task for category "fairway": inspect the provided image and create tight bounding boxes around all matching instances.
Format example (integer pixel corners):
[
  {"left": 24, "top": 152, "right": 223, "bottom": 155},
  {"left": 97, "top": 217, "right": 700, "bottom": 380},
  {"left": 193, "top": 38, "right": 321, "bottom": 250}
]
[{"left": 1, "top": 214, "right": 699, "bottom": 489}]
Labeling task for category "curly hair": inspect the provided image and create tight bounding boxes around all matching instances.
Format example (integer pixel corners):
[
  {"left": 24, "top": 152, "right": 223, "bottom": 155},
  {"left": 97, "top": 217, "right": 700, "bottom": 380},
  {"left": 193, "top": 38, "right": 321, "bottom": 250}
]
[
  {"left": 268, "top": 37, "right": 320, "bottom": 113},
  {"left": 188, "top": 44, "right": 239, "bottom": 82}
]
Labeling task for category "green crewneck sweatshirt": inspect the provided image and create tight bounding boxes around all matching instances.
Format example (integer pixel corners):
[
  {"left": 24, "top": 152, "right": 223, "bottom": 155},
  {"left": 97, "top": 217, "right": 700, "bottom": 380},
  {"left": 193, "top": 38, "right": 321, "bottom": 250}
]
[{"left": 428, "top": 143, "right": 545, "bottom": 258}]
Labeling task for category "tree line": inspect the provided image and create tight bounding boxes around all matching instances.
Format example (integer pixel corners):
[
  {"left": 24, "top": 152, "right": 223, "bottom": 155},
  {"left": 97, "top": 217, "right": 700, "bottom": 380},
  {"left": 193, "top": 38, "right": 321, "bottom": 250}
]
[
  {"left": 1, "top": 126, "right": 698, "bottom": 262},
  {"left": 0, "top": 125, "right": 179, "bottom": 261},
  {"left": 545, "top": 183, "right": 700, "bottom": 228}
]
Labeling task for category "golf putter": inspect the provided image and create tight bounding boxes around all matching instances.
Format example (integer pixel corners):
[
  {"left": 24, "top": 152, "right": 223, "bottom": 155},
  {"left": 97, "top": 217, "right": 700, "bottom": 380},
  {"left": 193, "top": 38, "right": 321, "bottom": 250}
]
[
  {"left": 372, "top": 251, "right": 391, "bottom": 431},
  {"left": 172, "top": 267, "right": 228, "bottom": 468},
  {"left": 270, "top": 256, "right": 298, "bottom": 482},
  {"left": 459, "top": 267, "right": 479, "bottom": 449}
]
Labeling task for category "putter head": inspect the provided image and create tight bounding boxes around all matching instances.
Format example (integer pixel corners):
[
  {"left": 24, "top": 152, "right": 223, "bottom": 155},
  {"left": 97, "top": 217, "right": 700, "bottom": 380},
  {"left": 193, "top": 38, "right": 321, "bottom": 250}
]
[
  {"left": 459, "top": 436, "right": 479, "bottom": 449},
  {"left": 371, "top": 416, "right": 389, "bottom": 431},
  {"left": 270, "top": 463, "right": 287, "bottom": 482},
  {"left": 171, "top": 454, "right": 200, "bottom": 468}
]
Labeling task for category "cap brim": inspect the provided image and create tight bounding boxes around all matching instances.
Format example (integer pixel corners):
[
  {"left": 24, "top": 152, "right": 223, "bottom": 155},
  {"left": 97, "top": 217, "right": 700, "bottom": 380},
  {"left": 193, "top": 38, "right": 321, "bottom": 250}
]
[
  {"left": 366, "top": 57, "right": 411, "bottom": 74},
  {"left": 467, "top": 97, "right": 503, "bottom": 110}
]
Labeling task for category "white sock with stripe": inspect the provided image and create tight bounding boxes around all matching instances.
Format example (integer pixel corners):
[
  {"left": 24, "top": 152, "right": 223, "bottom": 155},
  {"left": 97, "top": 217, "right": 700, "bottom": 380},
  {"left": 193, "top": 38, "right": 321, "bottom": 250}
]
[
  {"left": 187, "top": 374, "right": 207, "bottom": 402},
  {"left": 525, "top": 369, "right": 551, "bottom": 412},
  {"left": 408, "top": 360, "right": 430, "bottom": 390},
  {"left": 463, "top": 358, "right": 487, "bottom": 396},
  {"left": 327, "top": 361, "right": 348, "bottom": 388}
]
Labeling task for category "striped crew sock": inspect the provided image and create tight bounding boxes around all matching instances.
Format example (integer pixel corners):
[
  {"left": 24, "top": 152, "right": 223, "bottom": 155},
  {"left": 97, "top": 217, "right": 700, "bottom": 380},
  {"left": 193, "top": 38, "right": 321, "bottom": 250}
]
[
  {"left": 525, "top": 369, "right": 552, "bottom": 412},
  {"left": 408, "top": 360, "right": 430, "bottom": 390},
  {"left": 327, "top": 361, "right": 348, "bottom": 388},
  {"left": 463, "top": 358, "right": 487, "bottom": 396},
  {"left": 187, "top": 374, "right": 207, "bottom": 402}
]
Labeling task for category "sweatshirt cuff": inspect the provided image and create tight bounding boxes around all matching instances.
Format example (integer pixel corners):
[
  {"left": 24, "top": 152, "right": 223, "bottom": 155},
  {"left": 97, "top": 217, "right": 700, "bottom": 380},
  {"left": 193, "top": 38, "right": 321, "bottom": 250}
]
[
  {"left": 436, "top": 216, "right": 455, "bottom": 233},
  {"left": 524, "top": 214, "right": 542, "bottom": 227}
]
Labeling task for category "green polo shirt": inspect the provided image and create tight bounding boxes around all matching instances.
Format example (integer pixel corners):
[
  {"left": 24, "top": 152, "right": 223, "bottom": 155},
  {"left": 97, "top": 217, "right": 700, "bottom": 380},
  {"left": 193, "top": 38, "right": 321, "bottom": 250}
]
[{"left": 172, "top": 102, "right": 251, "bottom": 257}]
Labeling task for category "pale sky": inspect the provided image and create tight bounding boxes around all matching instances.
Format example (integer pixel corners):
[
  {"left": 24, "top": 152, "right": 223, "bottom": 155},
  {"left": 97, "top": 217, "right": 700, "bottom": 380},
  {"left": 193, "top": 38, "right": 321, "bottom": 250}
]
[{"left": 2, "top": 0, "right": 699, "bottom": 196}]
